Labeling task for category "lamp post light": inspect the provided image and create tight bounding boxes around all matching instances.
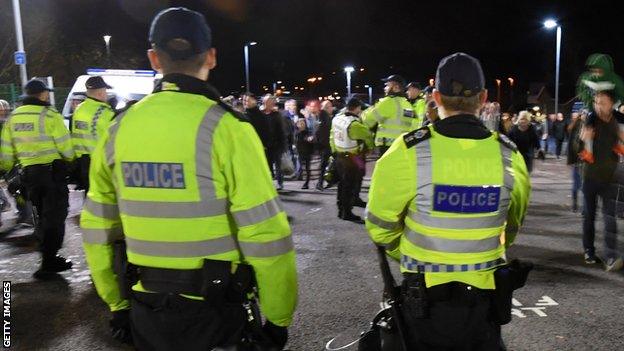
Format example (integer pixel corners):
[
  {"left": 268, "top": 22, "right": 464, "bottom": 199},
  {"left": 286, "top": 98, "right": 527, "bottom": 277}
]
[
  {"left": 544, "top": 19, "right": 562, "bottom": 116},
  {"left": 495, "top": 79, "right": 502, "bottom": 103},
  {"left": 364, "top": 84, "right": 372, "bottom": 105},
  {"left": 244, "top": 41, "right": 257, "bottom": 92},
  {"left": 508, "top": 77, "right": 514, "bottom": 108},
  {"left": 344, "top": 66, "right": 355, "bottom": 98},
  {"left": 103, "top": 35, "right": 111, "bottom": 67}
]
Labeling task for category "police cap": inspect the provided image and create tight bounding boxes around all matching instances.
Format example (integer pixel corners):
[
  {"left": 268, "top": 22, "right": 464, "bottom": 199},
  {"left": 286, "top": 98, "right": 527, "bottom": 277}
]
[
  {"left": 24, "top": 79, "right": 53, "bottom": 95},
  {"left": 406, "top": 82, "right": 422, "bottom": 90},
  {"left": 149, "top": 7, "right": 212, "bottom": 60},
  {"left": 346, "top": 97, "right": 364, "bottom": 110},
  {"left": 435, "top": 52, "right": 485, "bottom": 97},
  {"left": 382, "top": 74, "right": 406, "bottom": 88},
  {"left": 85, "top": 76, "right": 112, "bottom": 90}
]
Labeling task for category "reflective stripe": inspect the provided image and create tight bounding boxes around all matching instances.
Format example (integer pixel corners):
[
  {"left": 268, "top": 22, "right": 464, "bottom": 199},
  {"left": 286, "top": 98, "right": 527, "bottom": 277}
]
[
  {"left": 71, "top": 133, "right": 95, "bottom": 140},
  {"left": 373, "top": 108, "right": 384, "bottom": 122},
  {"left": 60, "top": 148, "right": 75, "bottom": 159},
  {"left": 378, "top": 126, "right": 410, "bottom": 135},
  {"left": 74, "top": 144, "right": 94, "bottom": 153},
  {"left": 105, "top": 111, "right": 128, "bottom": 167},
  {"left": 407, "top": 209, "right": 506, "bottom": 229},
  {"left": 195, "top": 104, "right": 224, "bottom": 197},
  {"left": 405, "top": 228, "right": 501, "bottom": 253},
  {"left": 38, "top": 107, "right": 48, "bottom": 136},
  {"left": 365, "top": 209, "right": 402, "bottom": 230},
  {"left": 385, "top": 237, "right": 401, "bottom": 251},
  {"left": 55, "top": 134, "right": 71, "bottom": 144},
  {"left": 82, "top": 227, "right": 124, "bottom": 244},
  {"left": 16, "top": 149, "right": 58, "bottom": 158},
  {"left": 500, "top": 142, "right": 515, "bottom": 191},
  {"left": 401, "top": 255, "right": 505, "bottom": 273},
  {"left": 415, "top": 136, "right": 433, "bottom": 211},
  {"left": 125, "top": 235, "right": 237, "bottom": 258},
  {"left": 118, "top": 197, "right": 228, "bottom": 218},
  {"left": 239, "top": 235, "right": 294, "bottom": 257},
  {"left": 84, "top": 198, "right": 120, "bottom": 220},
  {"left": 232, "top": 197, "right": 283, "bottom": 227},
  {"left": 12, "top": 136, "right": 53, "bottom": 143},
  {"left": 9, "top": 112, "right": 40, "bottom": 116}
]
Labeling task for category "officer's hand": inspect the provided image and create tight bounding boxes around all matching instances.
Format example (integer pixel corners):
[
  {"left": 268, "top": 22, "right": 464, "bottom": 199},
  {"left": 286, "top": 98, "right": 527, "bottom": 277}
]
[
  {"left": 262, "top": 321, "right": 288, "bottom": 350},
  {"left": 109, "top": 309, "right": 133, "bottom": 345}
]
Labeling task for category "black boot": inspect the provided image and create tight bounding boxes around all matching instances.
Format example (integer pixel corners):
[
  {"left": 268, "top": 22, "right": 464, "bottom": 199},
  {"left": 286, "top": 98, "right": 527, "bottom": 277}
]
[
  {"left": 34, "top": 255, "right": 73, "bottom": 278},
  {"left": 315, "top": 181, "right": 324, "bottom": 191},
  {"left": 342, "top": 210, "right": 364, "bottom": 224},
  {"left": 301, "top": 181, "right": 309, "bottom": 189},
  {"left": 353, "top": 198, "right": 367, "bottom": 208},
  {"left": 338, "top": 208, "right": 344, "bottom": 219}
]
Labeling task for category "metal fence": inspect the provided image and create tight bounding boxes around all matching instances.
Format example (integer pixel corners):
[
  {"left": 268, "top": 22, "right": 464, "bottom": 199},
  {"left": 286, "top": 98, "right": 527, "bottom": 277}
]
[{"left": 0, "top": 83, "right": 70, "bottom": 112}]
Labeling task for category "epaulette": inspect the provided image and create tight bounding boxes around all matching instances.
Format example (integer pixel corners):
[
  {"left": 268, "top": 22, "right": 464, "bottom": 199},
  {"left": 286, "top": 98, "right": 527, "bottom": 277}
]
[
  {"left": 403, "top": 127, "right": 431, "bottom": 148},
  {"left": 497, "top": 133, "right": 518, "bottom": 152}
]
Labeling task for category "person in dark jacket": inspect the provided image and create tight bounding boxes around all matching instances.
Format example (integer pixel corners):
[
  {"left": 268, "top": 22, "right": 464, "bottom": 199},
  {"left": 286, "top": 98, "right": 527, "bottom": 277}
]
[
  {"left": 296, "top": 102, "right": 318, "bottom": 189},
  {"left": 262, "top": 94, "right": 286, "bottom": 190},
  {"left": 243, "top": 92, "right": 271, "bottom": 155},
  {"left": 553, "top": 113, "right": 567, "bottom": 159},
  {"left": 316, "top": 100, "right": 333, "bottom": 190},
  {"left": 567, "top": 111, "right": 585, "bottom": 212},
  {"left": 282, "top": 99, "right": 301, "bottom": 178},
  {"left": 508, "top": 111, "right": 540, "bottom": 173}
]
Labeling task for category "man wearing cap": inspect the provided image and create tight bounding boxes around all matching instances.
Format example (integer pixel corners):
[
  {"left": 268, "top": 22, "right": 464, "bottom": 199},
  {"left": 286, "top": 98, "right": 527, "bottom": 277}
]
[
  {"left": 362, "top": 74, "right": 414, "bottom": 156},
  {"left": 365, "top": 53, "right": 530, "bottom": 349},
  {"left": 406, "top": 81, "right": 426, "bottom": 129},
  {"left": 80, "top": 7, "right": 296, "bottom": 350},
  {"left": 330, "top": 97, "right": 373, "bottom": 223},
  {"left": 0, "top": 79, "right": 75, "bottom": 277},
  {"left": 71, "top": 76, "right": 114, "bottom": 194}
]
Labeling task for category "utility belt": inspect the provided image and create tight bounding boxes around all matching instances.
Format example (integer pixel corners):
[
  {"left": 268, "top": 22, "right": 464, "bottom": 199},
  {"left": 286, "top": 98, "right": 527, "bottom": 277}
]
[
  {"left": 335, "top": 151, "right": 358, "bottom": 157},
  {"left": 400, "top": 259, "right": 533, "bottom": 325}
]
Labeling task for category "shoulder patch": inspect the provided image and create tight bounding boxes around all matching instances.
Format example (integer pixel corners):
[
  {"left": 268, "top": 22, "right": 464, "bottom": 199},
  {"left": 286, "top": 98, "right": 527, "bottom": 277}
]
[
  {"left": 403, "top": 127, "right": 431, "bottom": 148},
  {"left": 497, "top": 133, "right": 518, "bottom": 151}
]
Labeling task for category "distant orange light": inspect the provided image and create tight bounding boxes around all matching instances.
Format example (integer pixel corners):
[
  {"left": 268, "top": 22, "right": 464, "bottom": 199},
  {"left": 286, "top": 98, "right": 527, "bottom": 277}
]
[{"left": 429, "top": 78, "right": 434, "bottom": 86}]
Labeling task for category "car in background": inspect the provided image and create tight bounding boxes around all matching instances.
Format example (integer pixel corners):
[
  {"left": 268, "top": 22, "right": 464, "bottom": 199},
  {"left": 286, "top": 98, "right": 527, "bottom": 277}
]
[{"left": 61, "top": 68, "right": 162, "bottom": 129}]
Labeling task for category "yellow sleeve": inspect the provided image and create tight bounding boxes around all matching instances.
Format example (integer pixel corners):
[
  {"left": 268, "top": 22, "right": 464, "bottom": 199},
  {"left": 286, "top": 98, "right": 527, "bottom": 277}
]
[
  {"left": 0, "top": 121, "right": 15, "bottom": 171},
  {"left": 215, "top": 113, "right": 297, "bottom": 327},
  {"left": 504, "top": 150, "right": 531, "bottom": 248},
  {"left": 80, "top": 122, "right": 129, "bottom": 312},
  {"left": 365, "top": 136, "right": 416, "bottom": 259},
  {"left": 48, "top": 110, "right": 75, "bottom": 161},
  {"left": 362, "top": 98, "right": 390, "bottom": 129}
]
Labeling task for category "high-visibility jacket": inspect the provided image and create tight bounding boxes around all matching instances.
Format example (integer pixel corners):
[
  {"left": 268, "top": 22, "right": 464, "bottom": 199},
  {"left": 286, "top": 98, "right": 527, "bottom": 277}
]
[
  {"left": 330, "top": 112, "right": 374, "bottom": 154},
  {"left": 362, "top": 94, "right": 415, "bottom": 147},
  {"left": 71, "top": 97, "right": 115, "bottom": 156},
  {"left": 0, "top": 100, "right": 75, "bottom": 171},
  {"left": 409, "top": 97, "right": 426, "bottom": 130},
  {"left": 80, "top": 75, "right": 298, "bottom": 327},
  {"left": 365, "top": 122, "right": 530, "bottom": 290}
]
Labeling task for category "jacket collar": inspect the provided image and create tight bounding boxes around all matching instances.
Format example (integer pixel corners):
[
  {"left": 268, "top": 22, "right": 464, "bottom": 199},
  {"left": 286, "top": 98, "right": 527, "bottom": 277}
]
[
  {"left": 21, "top": 97, "right": 50, "bottom": 107},
  {"left": 154, "top": 74, "right": 221, "bottom": 101}
]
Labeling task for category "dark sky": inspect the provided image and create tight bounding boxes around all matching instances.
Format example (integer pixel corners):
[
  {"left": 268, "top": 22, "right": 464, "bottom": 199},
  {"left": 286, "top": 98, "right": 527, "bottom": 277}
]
[{"left": 2, "top": 0, "right": 624, "bottom": 106}]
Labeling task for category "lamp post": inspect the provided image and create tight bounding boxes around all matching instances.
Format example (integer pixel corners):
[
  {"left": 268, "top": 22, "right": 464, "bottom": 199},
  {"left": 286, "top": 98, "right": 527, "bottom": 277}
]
[
  {"left": 344, "top": 66, "right": 354, "bottom": 98},
  {"left": 364, "top": 84, "right": 372, "bottom": 104},
  {"left": 544, "top": 19, "right": 561, "bottom": 116},
  {"left": 11, "top": 0, "right": 28, "bottom": 88},
  {"left": 103, "top": 35, "right": 111, "bottom": 67},
  {"left": 244, "top": 41, "right": 257, "bottom": 92}
]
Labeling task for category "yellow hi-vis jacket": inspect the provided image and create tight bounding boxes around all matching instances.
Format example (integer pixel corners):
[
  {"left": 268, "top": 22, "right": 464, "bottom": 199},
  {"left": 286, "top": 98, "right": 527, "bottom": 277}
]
[
  {"left": 80, "top": 75, "right": 297, "bottom": 327},
  {"left": 0, "top": 100, "right": 75, "bottom": 171},
  {"left": 409, "top": 97, "right": 426, "bottom": 130},
  {"left": 365, "top": 121, "right": 530, "bottom": 290},
  {"left": 362, "top": 94, "right": 415, "bottom": 147},
  {"left": 71, "top": 97, "right": 115, "bottom": 157}
]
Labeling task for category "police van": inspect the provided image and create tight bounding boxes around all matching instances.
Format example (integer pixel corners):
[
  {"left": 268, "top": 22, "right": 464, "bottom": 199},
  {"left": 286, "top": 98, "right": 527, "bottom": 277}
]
[{"left": 61, "top": 68, "right": 162, "bottom": 129}]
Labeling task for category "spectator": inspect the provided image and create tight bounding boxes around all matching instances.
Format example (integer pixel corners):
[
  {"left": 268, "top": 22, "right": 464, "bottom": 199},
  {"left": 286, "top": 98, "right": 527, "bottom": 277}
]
[
  {"left": 0, "top": 99, "right": 10, "bottom": 125},
  {"left": 543, "top": 113, "right": 557, "bottom": 155},
  {"left": 282, "top": 99, "right": 301, "bottom": 179},
  {"left": 316, "top": 100, "right": 333, "bottom": 190},
  {"left": 499, "top": 112, "right": 513, "bottom": 135},
  {"left": 508, "top": 111, "right": 540, "bottom": 173},
  {"left": 296, "top": 102, "right": 319, "bottom": 189},
  {"left": 581, "top": 91, "right": 623, "bottom": 271},
  {"left": 262, "top": 94, "right": 286, "bottom": 190},
  {"left": 567, "top": 111, "right": 586, "bottom": 212},
  {"left": 422, "top": 99, "right": 439, "bottom": 127},
  {"left": 553, "top": 112, "right": 567, "bottom": 159},
  {"left": 243, "top": 92, "right": 271, "bottom": 155}
]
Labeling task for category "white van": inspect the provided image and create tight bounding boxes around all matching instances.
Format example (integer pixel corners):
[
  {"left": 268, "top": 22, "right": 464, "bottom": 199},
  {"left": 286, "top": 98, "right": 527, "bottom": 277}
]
[{"left": 61, "top": 68, "right": 162, "bottom": 129}]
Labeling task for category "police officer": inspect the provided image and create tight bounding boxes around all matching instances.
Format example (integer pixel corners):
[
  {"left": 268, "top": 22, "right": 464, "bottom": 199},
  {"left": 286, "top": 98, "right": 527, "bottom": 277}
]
[
  {"left": 406, "top": 81, "right": 426, "bottom": 129},
  {"left": 71, "top": 76, "right": 115, "bottom": 194},
  {"left": 362, "top": 74, "right": 414, "bottom": 156},
  {"left": 80, "top": 7, "right": 297, "bottom": 350},
  {"left": 0, "top": 79, "right": 75, "bottom": 277},
  {"left": 330, "top": 98, "right": 373, "bottom": 223},
  {"left": 365, "top": 53, "right": 530, "bottom": 349}
]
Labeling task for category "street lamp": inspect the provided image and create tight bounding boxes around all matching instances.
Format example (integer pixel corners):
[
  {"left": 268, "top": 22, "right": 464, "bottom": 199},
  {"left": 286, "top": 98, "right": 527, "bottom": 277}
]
[
  {"left": 344, "top": 66, "right": 355, "bottom": 98},
  {"left": 544, "top": 19, "right": 561, "bottom": 116},
  {"left": 244, "top": 41, "right": 257, "bottom": 92},
  {"left": 508, "top": 77, "right": 514, "bottom": 107},
  {"left": 364, "top": 84, "right": 373, "bottom": 104},
  {"left": 103, "top": 35, "right": 111, "bottom": 67},
  {"left": 11, "top": 0, "right": 28, "bottom": 88},
  {"left": 495, "top": 79, "right": 501, "bottom": 103}
]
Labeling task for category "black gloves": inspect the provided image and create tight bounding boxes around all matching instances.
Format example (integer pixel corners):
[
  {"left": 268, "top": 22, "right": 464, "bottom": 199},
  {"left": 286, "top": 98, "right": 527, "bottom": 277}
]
[
  {"left": 262, "top": 321, "right": 288, "bottom": 350},
  {"left": 109, "top": 309, "right": 133, "bottom": 345}
]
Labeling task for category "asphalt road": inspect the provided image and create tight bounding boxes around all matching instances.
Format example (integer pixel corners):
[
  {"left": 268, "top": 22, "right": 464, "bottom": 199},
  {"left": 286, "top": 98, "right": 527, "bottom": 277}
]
[{"left": 1, "top": 156, "right": 623, "bottom": 351}]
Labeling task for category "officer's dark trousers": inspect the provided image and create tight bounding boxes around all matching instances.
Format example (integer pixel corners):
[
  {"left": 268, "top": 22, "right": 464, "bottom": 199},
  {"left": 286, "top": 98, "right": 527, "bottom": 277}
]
[
  {"left": 317, "top": 146, "right": 332, "bottom": 186},
  {"left": 77, "top": 154, "right": 91, "bottom": 195},
  {"left": 403, "top": 283, "right": 502, "bottom": 351},
  {"left": 130, "top": 292, "right": 247, "bottom": 351},
  {"left": 336, "top": 154, "right": 363, "bottom": 212},
  {"left": 23, "top": 164, "right": 69, "bottom": 258},
  {"left": 582, "top": 178, "right": 618, "bottom": 259}
]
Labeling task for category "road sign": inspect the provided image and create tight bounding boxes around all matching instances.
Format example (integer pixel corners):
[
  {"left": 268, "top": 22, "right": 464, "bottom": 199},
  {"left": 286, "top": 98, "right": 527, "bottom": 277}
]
[{"left": 14, "top": 51, "right": 26, "bottom": 65}]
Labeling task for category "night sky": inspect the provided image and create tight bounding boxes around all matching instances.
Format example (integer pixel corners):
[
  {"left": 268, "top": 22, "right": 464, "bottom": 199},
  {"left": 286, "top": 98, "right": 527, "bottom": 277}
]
[{"left": 1, "top": 0, "right": 624, "bottom": 108}]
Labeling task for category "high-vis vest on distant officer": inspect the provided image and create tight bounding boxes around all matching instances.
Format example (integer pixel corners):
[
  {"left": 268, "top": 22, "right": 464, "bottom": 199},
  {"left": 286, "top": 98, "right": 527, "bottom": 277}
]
[
  {"left": 0, "top": 103, "right": 75, "bottom": 170},
  {"left": 362, "top": 95, "right": 415, "bottom": 147},
  {"left": 71, "top": 97, "right": 115, "bottom": 156},
  {"left": 365, "top": 125, "right": 530, "bottom": 290},
  {"left": 80, "top": 76, "right": 298, "bottom": 327},
  {"left": 332, "top": 114, "right": 360, "bottom": 153},
  {"left": 410, "top": 98, "right": 426, "bottom": 130}
]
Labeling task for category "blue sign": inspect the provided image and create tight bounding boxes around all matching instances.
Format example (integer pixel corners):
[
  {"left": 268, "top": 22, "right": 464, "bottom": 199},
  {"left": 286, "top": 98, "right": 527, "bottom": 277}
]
[
  {"left": 571, "top": 101, "right": 585, "bottom": 113},
  {"left": 122, "top": 162, "right": 186, "bottom": 189},
  {"left": 14, "top": 51, "right": 26, "bottom": 65},
  {"left": 433, "top": 185, "right": 500, "bottom": 214}
]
